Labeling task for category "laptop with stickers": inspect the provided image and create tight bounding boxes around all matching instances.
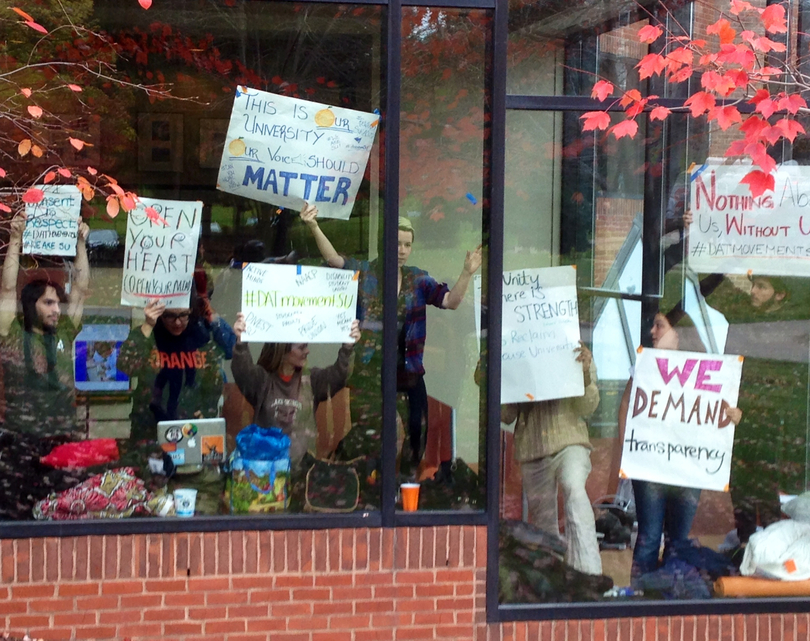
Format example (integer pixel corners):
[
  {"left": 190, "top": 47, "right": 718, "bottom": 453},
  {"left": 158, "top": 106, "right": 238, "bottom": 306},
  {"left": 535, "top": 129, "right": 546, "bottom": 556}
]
[{"left": 157, "top": 418, "right": 227, "bottom": 469}]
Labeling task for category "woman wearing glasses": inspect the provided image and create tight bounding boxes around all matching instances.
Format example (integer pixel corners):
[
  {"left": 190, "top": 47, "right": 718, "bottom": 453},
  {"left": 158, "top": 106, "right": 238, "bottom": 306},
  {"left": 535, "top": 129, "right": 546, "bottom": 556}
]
[{"left": 118, "top": 291, "right": 236, "bottom": 446}]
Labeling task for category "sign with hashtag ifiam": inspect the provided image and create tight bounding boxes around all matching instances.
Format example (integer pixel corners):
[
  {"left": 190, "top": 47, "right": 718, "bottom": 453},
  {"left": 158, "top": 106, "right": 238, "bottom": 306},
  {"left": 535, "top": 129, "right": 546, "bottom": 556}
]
[
  {"left": 689, "top": 164, "right": 810, "bottom": 276},
  {"left": 216, "top": 87, "right": 379, "bottom": 220},
  {"left": 240, "top": 263, "right": 359, "bottom": 343}
]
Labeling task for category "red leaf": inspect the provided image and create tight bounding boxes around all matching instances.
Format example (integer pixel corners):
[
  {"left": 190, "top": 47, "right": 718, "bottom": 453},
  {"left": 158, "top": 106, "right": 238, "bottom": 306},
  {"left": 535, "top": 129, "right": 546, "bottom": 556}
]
[
  {"left": 619, "top": 89, "right": 642, "bottom": 108},
  {"left": 701, "top": 71, "right": 735, "bottom": 96},
  {"left": 69, "top": 137, "right": 85, "bottom": 151},
  {"left": 726, "top": 69, "right": 749, "bottom": 88},
  {"left": 138, "top": 0, "right": 152, "bottom": 8},
  {"left": 0, "top": 167, "right": 5, "bottom": 178},
  {"left": 761, "top": 125, "right": 784, "bottom": 145},
  {"left": 708, "top": 105, "right": 742, "bottom": 130},
  {"left": 755, "top": 97, "right": 778, "bottom": 119},
  {"left": 637, "top": 25, "right": 663, "bottom": 43},
  {"left": 742, "top": 31, "right": 787, "bottom": 53},
  {"left": 760, "top": 4, "right": 787, "bottom": 34},
  {"left": 11, "top": 7, "right": 35, "bottom": 21},
  {"left": 580, "top": 111, "right": 610, "bottom": 132},
  {"left": 87, "top": 166, "right": 98, "bottom": 176},
  {"left": 779, "top": 94, "right": 807, "bottom": 115},
  {"left": 67, "top": 84, "right": 82, "bottom": 92},
  {"left": 669, "top": 65, "right": 693, "bottom": 83},
  {"left": 666, "top": 47, "right": 693, "bottom": 67},
  {"left": 145, "top": 206, "right": 169, "bottom": 227},
  {"left": 22, "top": 188, "right": 44, "bottom": 204},
  {"left": 775, "top": 118, "right": 805, "bottom": 143},
  {"left": 730, "top": 0, "right": 755, "bottom": 14},
  {"left": 650, "top": 106, "right": 670, "bottom": 121},
  {"left": 684, "top": 91, "right": 716, "bottom": 117},
  {"left": 707, "top": 18, "right": 736, "bottom": 45},
  {"left": 27, "top": 105, "right": 42, "bottom": 119},
  {"left": 609, "top": 119, "right": 639, "bottom": 140},
  {"left": 637, "top": 53, "right": 666, "bottom": 79},
  {"left": 591, "top": 80, "right": 614, "bottom": 102},
  {"left": 740, "top": 170, "right": 775, "bottom": 197},
  {"left": 0, "top": 204, "right": 10, "bottom": 214},
  {"left": 740, "top": 115, "right": 768, "bottom": 141},
  {"left": 725, "top": 140, "right": 748, "bottom": 156},
  {"left": 717, "top": 44, "right": 756, "bottom": 69},
  {"left": 20, "top": 88, "right": 32, "bottom": 98},
  {"left": 745, "top": 142, "right": 777, "bottom": 174},
  {"left": 57, "top": 168, "right": 71, "bottom": 178},
  {"left": 24, "top": 20, "right": 48, "bottom": 34},
  {"left": 43, "top": 171, "right": 56, "bottom": 184}
]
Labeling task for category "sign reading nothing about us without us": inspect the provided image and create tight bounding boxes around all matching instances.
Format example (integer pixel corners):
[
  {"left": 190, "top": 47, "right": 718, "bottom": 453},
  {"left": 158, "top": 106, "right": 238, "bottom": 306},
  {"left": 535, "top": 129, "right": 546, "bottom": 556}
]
[
  {"left": 216, "top": 87, "right": 380, "bottom": 220},
  {"left": 23, "top": 185, "right": 82, "bottom": 256},
  {"left": 120, "top": 198, "right": 202, "bottom": 309},
  {"left": 620, "top": 347, "right": 743, "bottom": 492},
  {"left": 240, "top": 264, "right": 359, "bottom": 343},
  {"left": 474, "top": 265, "right": 585, "bottom": 404}
]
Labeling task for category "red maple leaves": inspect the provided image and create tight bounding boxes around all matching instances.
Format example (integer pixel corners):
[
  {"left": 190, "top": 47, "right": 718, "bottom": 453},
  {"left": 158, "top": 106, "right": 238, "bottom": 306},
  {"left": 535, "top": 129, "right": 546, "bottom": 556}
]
[{"left": 580, "top": 0, "right": 806, "bottom": 196}]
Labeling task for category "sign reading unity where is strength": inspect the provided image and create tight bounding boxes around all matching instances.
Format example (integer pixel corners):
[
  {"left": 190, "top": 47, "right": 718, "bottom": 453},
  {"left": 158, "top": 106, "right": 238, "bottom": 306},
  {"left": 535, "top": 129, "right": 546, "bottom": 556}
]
[
  {"left": 121, "top": 198, "right": 202, "bottom": 309},
  {"left": 474, "top": 266, "right": 584, "bottom": 404},
  {"left": 689, "top": 164, "right": 810, "bottom": 276},
  {"left": 216, "top": 87, "right": 379, "bottom": 220},
  {"left": 620, "top": 348, "right": 743, "bottom": 492},
  {"left": 23, "top": 185, "right": 81, "bottom": 256},
  {"left": 241, "top": 264, "right": 359, "bottom": 343}
]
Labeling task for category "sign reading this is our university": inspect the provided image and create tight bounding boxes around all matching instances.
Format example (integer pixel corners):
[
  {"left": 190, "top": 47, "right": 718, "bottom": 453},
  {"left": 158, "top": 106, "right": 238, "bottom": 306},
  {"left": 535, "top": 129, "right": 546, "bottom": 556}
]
[
  {"left": 688, "top": 164, "right": 810, "bottom": 276},
  {"left": 216, "top": 87, "right": 379, "bottom": 220},
  {"left": 22, "top": 185, "right": 82, "bottom": 256},
  {"left": 240, "top": 263, "right": 359, "bottom": 343},
  {"left": 474, "top": 266, "right": 584, "bottom": 404},
  {"left": 620, "top": 347, "right": 743, "bottom": 492},
  {"left": 120, "top": 198, "right": 202, "bottom": 309}
]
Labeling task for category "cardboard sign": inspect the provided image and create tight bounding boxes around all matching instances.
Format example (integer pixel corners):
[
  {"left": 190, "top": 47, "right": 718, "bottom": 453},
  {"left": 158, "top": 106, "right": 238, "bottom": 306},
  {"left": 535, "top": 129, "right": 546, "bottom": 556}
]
[
  {"left": 240, "top": 263, "right": 359, "bottom": 343},
  {"left": 216, "top": 87, "right": 379, "bottom": 220},
  {"left": 120, "top": 198, "right": 202, "bottom": 308},
  {"left": 22, "top": 185, "right": 81, "bottom": 256},
  {"left": 475, "top": 266, "right": 584, "bottom": 404},
  {"left": 620, "top": 347, "right": 743, "bottom": 492},
  {"left": 689, "top": 164, "right": 810, "bottom": 276}
]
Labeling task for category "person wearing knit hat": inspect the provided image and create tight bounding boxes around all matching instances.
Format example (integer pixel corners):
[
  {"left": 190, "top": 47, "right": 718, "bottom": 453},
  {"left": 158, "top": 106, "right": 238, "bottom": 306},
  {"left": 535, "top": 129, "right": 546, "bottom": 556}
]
[{"left": 300, "top": 202, "right": 482, "bottom": 491}]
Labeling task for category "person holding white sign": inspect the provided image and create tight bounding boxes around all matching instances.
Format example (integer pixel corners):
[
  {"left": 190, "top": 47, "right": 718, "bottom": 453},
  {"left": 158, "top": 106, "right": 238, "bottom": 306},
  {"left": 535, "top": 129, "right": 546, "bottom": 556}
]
[
  {"left": 301, "top": 205, "right": 482, "bottom": 481},
  {"left": 618, "top": 307, "right": 742, "bottom": 581},
  {"left": 0, "top": 212, "right": 91, "bottom": 437},
  {"left": 501, "top": 342, "right": 602, "bottom": 575},
  {"left": 232, "top": 311, "right": 361, "bottom": 471}
]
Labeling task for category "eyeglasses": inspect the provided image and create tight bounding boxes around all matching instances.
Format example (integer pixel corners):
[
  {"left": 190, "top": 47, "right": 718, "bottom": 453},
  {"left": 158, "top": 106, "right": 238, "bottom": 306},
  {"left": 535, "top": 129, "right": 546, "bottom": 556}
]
[{"left": 162, "top": 311, "right": 191, "bottom": 322}]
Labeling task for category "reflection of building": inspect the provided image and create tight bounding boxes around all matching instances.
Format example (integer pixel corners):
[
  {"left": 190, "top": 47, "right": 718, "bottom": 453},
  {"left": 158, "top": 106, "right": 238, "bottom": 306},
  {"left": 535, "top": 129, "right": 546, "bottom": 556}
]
[{"left": 1, "top": 0, "right": 808, "bottom": 636}]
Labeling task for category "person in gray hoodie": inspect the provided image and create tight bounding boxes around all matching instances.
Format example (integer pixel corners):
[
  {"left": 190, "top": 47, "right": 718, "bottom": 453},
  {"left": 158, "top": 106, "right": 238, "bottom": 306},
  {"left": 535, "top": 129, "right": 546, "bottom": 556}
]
[{"left": 231, "top": 312, "right": 360, "bottom": 469}]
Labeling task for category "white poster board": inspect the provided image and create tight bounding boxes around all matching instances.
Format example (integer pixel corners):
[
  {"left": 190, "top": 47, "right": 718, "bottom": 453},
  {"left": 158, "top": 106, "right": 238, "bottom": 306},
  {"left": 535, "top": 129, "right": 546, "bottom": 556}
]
[
  {"left": 689, "top": 164, "right": 810, "bottom": 276},
  {"left": 240, "top": 263, "right": 359, "bottom": 343},
  {"left": 120, "top": 198, "right": 202, "bottom": 308},
  {"left": 216, "top": 87, "right": 379, "bottom": 220},
  {"left": 620, "top": 347, "right": 743, "bottom": 492},
  {"left": 22, "top": 185, "right": 81, "bottom": 256},
  {"left": 474, "top": 266, "right": 584, "bottom": 404}
]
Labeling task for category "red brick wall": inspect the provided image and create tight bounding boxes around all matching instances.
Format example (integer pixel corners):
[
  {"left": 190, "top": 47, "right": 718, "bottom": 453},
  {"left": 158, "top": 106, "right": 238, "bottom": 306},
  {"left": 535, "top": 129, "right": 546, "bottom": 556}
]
[{"left": 1, "top": 526, "right": 808, "bottom": 641}]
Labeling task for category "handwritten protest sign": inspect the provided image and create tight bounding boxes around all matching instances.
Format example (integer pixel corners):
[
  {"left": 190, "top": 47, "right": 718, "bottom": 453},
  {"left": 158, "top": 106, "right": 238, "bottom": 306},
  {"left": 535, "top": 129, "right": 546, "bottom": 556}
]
[
  {"left": 240, "top": 263, "right": 359, "bottom": 343},
  {"left": 22, "top": 185, "right": 81, "bottom": 256},
  {"left": 216, "top": 87, "right": 379, "bottom": 220},
  {"left": 474, "top": 266, "right": 584, "bottom": 404},
  {"left": 620, "top": 348, "right": 743, "bottom": 491},
  {"left": 689, "top": 164, "right": 810, "bottom": 276},
  {"left": 120, "top": 198, "right": 202, "bottom": 308}
]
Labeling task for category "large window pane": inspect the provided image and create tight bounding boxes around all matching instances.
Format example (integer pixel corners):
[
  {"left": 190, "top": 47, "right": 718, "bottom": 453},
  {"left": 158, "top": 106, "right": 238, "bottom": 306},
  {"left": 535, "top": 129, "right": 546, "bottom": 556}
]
[
  {"left": 396, "top": 7, "right": 489, "bottom": 511},
  {"left": 0, "top": 0, "right": 384, "bottom": 521}
]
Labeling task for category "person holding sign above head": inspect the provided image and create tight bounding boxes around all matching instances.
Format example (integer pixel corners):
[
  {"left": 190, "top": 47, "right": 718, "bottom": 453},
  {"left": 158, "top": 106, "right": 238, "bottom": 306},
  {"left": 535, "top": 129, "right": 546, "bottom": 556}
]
[
  {"left": 116, "top": 291, "right": 235, "bottom": 513},
  {"left": 0, "top": 211, "right": 90, "bottom": 519},
  {"left": 301, "top": 203, "right": 483, "bottom": 483},
  {"left": 501, "top": 341, "right": 603, "bottom": 575},
  {"left": 231, "top": 312, "right": 361, "bottom": 472},
  {"left": 618, "top": 306, "right": 742, "bottom": 583}
]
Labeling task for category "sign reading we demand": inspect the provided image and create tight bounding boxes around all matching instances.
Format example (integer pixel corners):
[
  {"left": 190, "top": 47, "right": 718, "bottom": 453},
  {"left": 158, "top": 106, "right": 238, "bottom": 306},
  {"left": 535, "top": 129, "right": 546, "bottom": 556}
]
[
  {"left": 688, "top": 164, "right": 810, "bottom": 276},
  {"left": 620, "top": 348, "right": 743, "bottom": 492},
  {"left": 216, "top": 87, "right": 379, "bottom": 220}
]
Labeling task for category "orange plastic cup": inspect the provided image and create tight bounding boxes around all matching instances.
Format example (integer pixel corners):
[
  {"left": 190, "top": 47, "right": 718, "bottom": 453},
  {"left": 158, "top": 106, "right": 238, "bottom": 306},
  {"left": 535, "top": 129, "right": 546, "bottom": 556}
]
[{"left": 401, "top": 483, "right": 420, "bottom": 512}]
